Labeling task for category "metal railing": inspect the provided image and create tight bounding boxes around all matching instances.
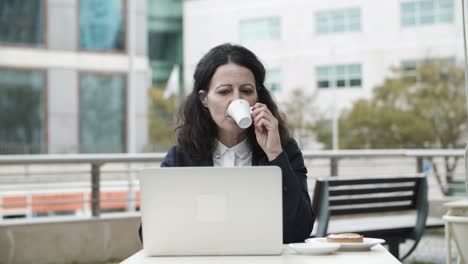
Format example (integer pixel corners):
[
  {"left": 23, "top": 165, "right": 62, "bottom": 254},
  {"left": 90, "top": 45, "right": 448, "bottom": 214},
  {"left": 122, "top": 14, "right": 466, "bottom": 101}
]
[
  {"left": 0, "top": 153, "right": 165, "bottom": 217},
  {"left": 0, "top": 149, "right": 465, "bottom": 218}
]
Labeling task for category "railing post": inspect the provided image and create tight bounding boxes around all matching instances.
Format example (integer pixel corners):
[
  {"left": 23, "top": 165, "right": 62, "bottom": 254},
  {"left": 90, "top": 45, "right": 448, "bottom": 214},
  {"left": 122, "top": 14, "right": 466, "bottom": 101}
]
[
  {"left": 91, "top": 163, "right": 102, "bottom": 217},
  {"left": 416, "top": 157, "right": 423, "bottom": 173},
  {"left": 127, "top": 163, "right": 136, "bottom": 212},
  {"left": 330, "top": 158, "right": 339, "bottom": 177}
]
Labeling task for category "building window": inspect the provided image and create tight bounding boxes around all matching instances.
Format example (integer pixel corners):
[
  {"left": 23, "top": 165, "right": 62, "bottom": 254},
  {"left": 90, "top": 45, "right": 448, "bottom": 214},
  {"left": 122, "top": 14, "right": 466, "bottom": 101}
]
[
  {"left": 315, "top": 8, "right": 361, "bottom": 34},
  {"left": 0, "top": 0, "right": 45, "bottom": 46},
  {"left": 147, "top": 0, "right": 183, "bottom": 85},
  {"left": 316, "top": 64, "right": 362, "bottom": 89},
  {"left": 401, "top": 0, "right": 454, "bottom": 27},
  {"left": 0, "top": 69, "right": 46, "bottom": 154},
  {"left": 239, "top": 17, "right": 280, "bottom": 42},
  {"left": 401, "top": 57, "right": 456, "bottom": 79},
  {"left": 79, "top": 0, "right": 125, "bottom": 51},
  {"left": 265, "top": 69, "right": 281, "bottom": 92},
  {"left": 80, "top": 74, "right": 126, "bottom": 153}
]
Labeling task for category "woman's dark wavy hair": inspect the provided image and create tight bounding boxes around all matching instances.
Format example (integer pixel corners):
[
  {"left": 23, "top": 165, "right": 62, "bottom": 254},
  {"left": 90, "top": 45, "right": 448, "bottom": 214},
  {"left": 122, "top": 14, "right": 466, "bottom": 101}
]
[{"left": 176, "top": 43, "right": 291, "bottom": 160}]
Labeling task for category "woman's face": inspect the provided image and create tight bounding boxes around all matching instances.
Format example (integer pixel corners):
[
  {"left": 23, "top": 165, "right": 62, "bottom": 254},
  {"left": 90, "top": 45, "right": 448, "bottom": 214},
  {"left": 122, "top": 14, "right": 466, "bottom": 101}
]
[{"left": 200, "top": 63, "right": 258, "bottom": 136}]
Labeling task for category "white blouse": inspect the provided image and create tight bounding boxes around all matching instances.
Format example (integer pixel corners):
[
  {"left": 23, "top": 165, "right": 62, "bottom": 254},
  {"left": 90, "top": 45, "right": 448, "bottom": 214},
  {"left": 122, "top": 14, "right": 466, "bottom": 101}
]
[{"left": 212, "top": 139, "right": 252, "bottom": 167}]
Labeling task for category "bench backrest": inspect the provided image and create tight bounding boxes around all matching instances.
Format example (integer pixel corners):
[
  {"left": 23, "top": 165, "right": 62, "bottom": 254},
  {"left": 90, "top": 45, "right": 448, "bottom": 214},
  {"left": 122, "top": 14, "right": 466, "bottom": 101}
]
[{"left": 312, "top": 175, "right": 428, "bottom": 237}]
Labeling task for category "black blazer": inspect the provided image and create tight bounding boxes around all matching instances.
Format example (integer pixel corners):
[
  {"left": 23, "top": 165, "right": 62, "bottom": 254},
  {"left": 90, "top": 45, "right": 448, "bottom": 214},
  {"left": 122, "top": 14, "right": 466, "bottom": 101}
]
[{"left": 139, "top": 138, "right": 315, "bottom": 244}]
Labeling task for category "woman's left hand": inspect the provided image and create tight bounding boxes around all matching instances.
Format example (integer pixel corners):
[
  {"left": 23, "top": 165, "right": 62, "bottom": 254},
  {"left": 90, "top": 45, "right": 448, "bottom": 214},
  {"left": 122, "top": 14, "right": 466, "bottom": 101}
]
[{"left": 251, "top": 103, "right": 283, "bottom": 161}]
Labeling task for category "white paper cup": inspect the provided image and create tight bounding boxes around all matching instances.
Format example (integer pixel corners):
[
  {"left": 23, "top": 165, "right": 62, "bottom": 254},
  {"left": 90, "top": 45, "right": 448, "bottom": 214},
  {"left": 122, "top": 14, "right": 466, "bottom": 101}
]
[{"left": 227, "top": 99, "right": 253, "bottom": 129}]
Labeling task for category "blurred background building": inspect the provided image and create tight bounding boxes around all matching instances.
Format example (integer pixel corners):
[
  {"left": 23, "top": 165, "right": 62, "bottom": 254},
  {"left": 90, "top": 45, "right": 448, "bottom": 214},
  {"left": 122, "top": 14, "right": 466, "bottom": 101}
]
[
  {"left": 0, "top": 0, "right": 150, "bottom": 154},
  {"left": 1, "top": 0, "right": 462, "bottom": 153},
  {"left": 183, "top": 0, "right": 462, "bottom": 117}
]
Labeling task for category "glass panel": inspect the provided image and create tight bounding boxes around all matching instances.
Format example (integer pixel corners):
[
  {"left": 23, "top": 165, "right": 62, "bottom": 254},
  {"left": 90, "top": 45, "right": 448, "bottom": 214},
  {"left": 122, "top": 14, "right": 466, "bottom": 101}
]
[
  {"left": 402, "top": 14, "right": 417, "bottom": 26},
  {"left": 148, "top": 0, "right": 183, "bottom": 85},
  {"left": 0, "top": 0, "right": 44, "bottom": 46},
  {"left": 266, "top": 69, "right": 281, "bottom": 92},
  {"left": 419, "top": 1, "right": 435, "bottom": 24},
  {"left": 402, "top": 60, "right": 417, "bottom": 71},
  {"left": 349, "top": 78, "right": 362, "bottom": 87},
  {"left": 80, "top": 0, "right": 125, "bottom": 51},
  {"left": 316, "top": 66, "right": 329, "bottom": 78},
  {"left": 437, "top": 0, "right": 454, "bottom": 23},
  {"left": 240, "top": 17, "right": 280, "bottom": 42},
  {"left": 316, "top": 13, "right": 329, "bottom": 34},
  {"left": 148, "top": 0, "right": 182, "bottom": 18},
  {"left": 317, "top": 80, "right": 330, "bottom": 88},
  {"left": 80, "top": 74, "right": 125, "bottom": 153},
  {"left": 438, "top": 10, "right": 453, "bottom": 23},
  {"left": 335, "top": 65, "right": 346, "bottom": 87},
  {"left": 268, "top": 17, "right": 281, "bottom": 39},
  {"left": 336, "top": 80, "right": 346, "bottom": 87},
  {"left": 438, "top": 0, "right": 454, "bottom": 10},
  {"left": 348, "top": 8, "right": 360, "bottom": 19},
  {"left": 348, "top": 64, "right": 362, "bottom": 76},
  {"left": 148, "top": 30, "right": 182, "bottom": 84},
  {"left": 349, "top": 22, "right": 361, "bottom": 32},
  {"left": 336, "top": 65, "right": 346, "bottom": 76},
  {"left": 348, "top": 8, "right": 361, "bottom": 31},
  {"left": 0, "top": 70, "right": 45, "bottom": 154},
  {"left": 332, "top": 11, "right": 345, "bottom": 32},
  {"left": 402, "top": 2, "right": 417, "bottom": 13},
  {"left": 401, "top": 2, "right": 417, "bottom": 26}
]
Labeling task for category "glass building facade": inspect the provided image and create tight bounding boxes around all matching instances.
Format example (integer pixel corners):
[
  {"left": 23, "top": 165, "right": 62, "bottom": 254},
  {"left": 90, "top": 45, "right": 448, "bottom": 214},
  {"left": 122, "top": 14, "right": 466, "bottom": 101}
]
[
  {"left": 0, "top": 69, "right": 46, "bottom": 154},
  {"left": 79, "top": 0, "right": 126, "bottom": 51},
  {"left": 0, "top": 0, "right": 150, "bottom": 154},
  {"left": 0, "top": 0, "right": 44, "bottom": 46},
  {"left": 147, "top": 0, "right": 183, "bottom": 85},
  {"left": 79, "top": 74, "right": 126, "bottom": 153}
]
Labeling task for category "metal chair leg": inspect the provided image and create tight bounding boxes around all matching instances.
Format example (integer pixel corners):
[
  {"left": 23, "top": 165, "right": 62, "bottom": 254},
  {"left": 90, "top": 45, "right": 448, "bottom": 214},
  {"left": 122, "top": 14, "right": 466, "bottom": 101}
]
[{"left": 387, "top": 238, "right": 400, "bottom": 259}]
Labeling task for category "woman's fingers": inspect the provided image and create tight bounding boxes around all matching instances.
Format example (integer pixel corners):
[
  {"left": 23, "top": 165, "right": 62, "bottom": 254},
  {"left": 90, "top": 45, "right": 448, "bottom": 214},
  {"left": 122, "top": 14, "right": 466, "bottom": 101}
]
[
  {"left": 255, "top": 117, "right": 268, "bottom": 133},
  {"left": 254, "top": 112, "right": 279, "bottom": 133},
  {"left": 254, "top": 111, "right": 270, "bottom": 124},
  {"left": 252, "top": 103, "right": 272, "bottom": 117}
]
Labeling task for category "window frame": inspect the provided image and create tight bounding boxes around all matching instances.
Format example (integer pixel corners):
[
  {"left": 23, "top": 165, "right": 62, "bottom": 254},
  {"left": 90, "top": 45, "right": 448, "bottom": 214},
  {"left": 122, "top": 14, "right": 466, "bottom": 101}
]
[
  {"left": 315, "top": 7, "right": 361, "bottom": 35},
  {"left": 401, "top": 56, "right": 456, "bottom": 80},
  {"left": 316, "top": 64, "right": 363, "bottom": 89},
  {"left": 400, "top": 0, "right": 455, "bottom": 27},
  {"left": 77, "top": 0, "right": 128, "bottom": 54},
  {"left": 0, "top": 66, "right": 48, "bottom": 153}
]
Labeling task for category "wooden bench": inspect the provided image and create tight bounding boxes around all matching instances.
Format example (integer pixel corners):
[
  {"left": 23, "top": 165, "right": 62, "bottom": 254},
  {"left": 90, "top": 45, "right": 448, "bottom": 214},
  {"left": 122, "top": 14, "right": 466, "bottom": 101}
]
[{"left": 311, "top": 175, "right": 445, "bottom": 261}]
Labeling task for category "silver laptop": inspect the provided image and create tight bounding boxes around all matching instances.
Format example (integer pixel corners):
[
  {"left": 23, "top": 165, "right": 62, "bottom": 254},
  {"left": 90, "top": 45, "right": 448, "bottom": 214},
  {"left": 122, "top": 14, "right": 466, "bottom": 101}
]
[{"left": 138, "top": 166, "right": 283, "bottom": 256}]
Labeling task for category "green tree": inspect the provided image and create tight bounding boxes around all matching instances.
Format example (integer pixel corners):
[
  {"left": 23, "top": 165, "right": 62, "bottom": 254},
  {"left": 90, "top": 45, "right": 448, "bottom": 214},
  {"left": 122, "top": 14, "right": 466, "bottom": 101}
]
[
  {"left": 315, "top": 60, "right": 466, "bottom": 149},
  {"left": 147, "top": 86, "right": 176, "bottom": 151},
  {"left": 281, "top": 88, "right": 320, "bottom": 148},
  {"left": 313, "top": 59, "right": 467, "bottom": 194}
]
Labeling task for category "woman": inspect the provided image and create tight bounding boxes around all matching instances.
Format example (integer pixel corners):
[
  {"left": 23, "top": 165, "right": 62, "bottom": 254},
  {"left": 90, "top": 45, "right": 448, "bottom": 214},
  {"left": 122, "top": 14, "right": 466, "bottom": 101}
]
[{"left": 140, "top": 43, "right": 314, "bottom": 244}]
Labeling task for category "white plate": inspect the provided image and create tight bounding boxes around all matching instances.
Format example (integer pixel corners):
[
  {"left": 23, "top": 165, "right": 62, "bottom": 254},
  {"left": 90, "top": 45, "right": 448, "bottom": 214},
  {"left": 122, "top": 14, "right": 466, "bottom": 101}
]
[
  {"left": 288, "top": 242, "right": 340, "bottom": 255},
  {"left": 305, "top": 237, "right": 385, "bottom": 251}
]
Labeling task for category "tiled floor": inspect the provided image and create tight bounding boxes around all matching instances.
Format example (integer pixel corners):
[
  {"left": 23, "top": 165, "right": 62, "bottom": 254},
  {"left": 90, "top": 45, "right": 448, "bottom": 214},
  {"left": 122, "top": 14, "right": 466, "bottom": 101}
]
[{"left": 398, "top": 229, "right": 460, "bottom": 264}]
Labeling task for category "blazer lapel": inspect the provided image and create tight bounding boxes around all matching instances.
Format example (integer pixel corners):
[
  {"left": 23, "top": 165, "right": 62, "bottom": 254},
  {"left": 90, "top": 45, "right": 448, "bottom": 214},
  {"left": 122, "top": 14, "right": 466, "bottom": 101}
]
[
  {"left": 252, "top": 150, "right": 268, "bottom": 166},
  {"left": 194, "top": 156, "right": 214, "bottom": 167}
]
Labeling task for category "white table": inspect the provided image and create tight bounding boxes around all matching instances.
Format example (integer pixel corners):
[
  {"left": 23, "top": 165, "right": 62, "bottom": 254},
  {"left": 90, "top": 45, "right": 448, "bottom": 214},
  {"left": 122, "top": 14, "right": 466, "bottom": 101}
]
[{"left": 121, "top": 245, "right": 401, "bottom": 264}]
